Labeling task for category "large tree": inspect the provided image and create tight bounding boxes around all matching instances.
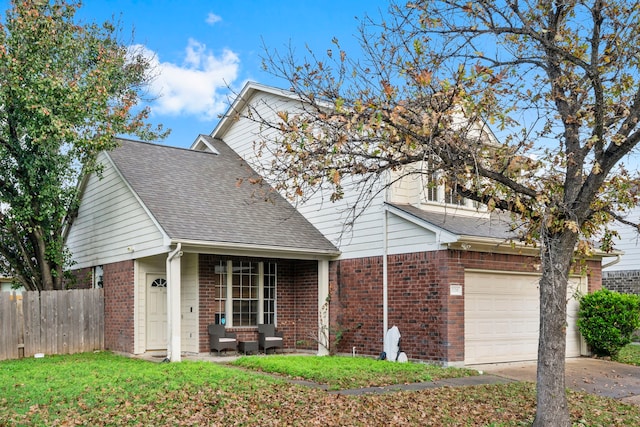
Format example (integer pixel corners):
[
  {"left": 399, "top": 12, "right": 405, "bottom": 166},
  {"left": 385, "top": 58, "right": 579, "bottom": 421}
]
[
  {"left": 255, "top": 1, "right": 640, "bottom": 425},
  {"left": 0, "top": 0, "right": 166, "bottom": 291}
]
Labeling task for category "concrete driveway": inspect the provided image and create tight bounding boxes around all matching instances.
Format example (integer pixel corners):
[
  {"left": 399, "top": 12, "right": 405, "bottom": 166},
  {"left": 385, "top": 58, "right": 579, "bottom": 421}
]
[{"left": 475, "top": 357, "right": 640, "bottom": 405}]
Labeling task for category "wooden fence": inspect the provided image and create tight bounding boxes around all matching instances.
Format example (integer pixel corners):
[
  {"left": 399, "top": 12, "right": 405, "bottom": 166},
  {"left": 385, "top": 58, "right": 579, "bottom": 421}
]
[{"left": 0, "top": 289, "right": 104, "bottom": 361}]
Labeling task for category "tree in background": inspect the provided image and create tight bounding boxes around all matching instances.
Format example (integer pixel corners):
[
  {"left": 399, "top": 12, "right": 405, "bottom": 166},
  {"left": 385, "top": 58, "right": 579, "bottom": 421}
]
[
  {"left": 0, "top": 0, "right": 167, "bottom": 291},
  {"left": 256, "top": 1, "right": 640, "bottom": 425}
]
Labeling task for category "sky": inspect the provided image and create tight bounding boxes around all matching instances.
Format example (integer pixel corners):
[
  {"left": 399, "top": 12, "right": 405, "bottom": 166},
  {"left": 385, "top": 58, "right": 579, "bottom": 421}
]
[{"left": 1, "top": 0, "right": 391, "bottom": 148}]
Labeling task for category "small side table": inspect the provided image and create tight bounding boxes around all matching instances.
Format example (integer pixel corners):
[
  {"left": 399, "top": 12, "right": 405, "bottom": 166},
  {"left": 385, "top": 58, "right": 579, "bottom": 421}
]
[{"left": 238, "top": 340, "right": 259, "bottom": 355}]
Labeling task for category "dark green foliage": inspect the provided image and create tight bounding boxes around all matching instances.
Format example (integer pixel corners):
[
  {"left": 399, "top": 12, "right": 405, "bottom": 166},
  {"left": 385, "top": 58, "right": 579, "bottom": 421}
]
[
  {"left": 0, "top": 1, "right": 167, "bottom": 290},
  {"left": 578, "top": 289, "right": 640, "bottom": 357}
]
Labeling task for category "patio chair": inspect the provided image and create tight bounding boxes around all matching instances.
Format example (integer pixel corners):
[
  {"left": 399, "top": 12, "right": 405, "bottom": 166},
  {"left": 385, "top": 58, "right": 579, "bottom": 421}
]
[
  {"left": 208, "top": 324, "right": 237, "bottom": 356},
  {"left": 258, "top": 323, "right": 283, "bottom": 354}
]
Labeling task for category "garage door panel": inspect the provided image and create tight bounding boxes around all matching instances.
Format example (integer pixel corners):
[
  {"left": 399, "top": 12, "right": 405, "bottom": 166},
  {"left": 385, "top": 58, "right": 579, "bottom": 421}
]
[
  {"left": 465, "top": 271, "right": 585, "bottom": 364},
  {"left": 467, "top": 339, "right": 539, "bottom": 364}
]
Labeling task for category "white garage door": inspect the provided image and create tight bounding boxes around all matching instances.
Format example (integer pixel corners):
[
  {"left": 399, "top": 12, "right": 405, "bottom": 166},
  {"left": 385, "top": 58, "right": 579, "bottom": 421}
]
[{"left": 464, "top": 270, "right": 585, "bottom": 365}]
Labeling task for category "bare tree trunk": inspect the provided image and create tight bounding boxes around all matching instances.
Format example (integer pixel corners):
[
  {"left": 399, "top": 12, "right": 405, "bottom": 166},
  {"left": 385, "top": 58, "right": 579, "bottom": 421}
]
[{"left": 533, "top": 230, "right": 578, "bottom": 426}]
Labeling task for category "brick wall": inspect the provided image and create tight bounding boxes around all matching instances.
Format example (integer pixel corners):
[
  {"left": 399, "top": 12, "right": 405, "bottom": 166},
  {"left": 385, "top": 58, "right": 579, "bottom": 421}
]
[
  {"left": 332, "top": 250, "right": 603, "bottom": 364},
  {"left": 198, "top": 255, "right": 317, "bottom": 353},
  {"left": 331, "top": 256, "right": 384, "bottom": 357},
  {"left": 291, "top": 260, "right": 318, "bottom": 351},
  {"left": 334, "top": 251, "right": 459, "bottom": 362},
  {"left": 603, "top": 269, "right": 640, "bottom": 294},
  {"left": 586, "top": 260, "right": 602, "bottom": 293},
  {"left": 67, "top": 267, "right": 93, "bottom": 289},
  {"left": 103, "top": 260, "right": 135, "bottom": 353}
]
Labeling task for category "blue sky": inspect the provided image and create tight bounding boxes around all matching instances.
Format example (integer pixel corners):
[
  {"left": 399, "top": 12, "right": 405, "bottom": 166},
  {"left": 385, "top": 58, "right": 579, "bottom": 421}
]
[{"left": 2, "top": 1, "right": 391, "bottom": 148}]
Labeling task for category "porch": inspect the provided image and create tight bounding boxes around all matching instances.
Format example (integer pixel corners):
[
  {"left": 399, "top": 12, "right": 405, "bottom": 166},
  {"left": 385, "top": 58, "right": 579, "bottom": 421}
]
[{"left": 131, "top": 250, "right": 335, "bottom": 361}]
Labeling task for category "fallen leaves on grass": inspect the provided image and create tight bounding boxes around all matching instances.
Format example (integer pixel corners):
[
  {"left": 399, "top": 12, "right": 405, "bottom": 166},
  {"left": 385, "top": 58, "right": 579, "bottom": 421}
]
[{"left": 6, "top": 382, "right": 640, "bottom": 426}]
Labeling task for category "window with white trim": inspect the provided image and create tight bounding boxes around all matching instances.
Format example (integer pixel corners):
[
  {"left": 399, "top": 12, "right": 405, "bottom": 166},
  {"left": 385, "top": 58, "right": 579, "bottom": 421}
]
[
  {"left": 424, "top": 162, "right": 438, "bottom": 202},
  {"left": 444, "top": 179, "right": 466, "bottom": 206},
  {"left": 213, "top": 260, "right": 277, "bottom": 327},
  {"left": 419, "top": 161, "right": 477, "bottom": 209}
]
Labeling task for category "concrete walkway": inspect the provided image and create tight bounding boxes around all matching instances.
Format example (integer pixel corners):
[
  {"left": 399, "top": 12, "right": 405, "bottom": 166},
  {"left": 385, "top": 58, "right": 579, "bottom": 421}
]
[
  {"left": 329, "top": 374, "right": 515, "bottom": 396},
  {"left": 473, "top": 357, "right": 640, "bottom": 406}
]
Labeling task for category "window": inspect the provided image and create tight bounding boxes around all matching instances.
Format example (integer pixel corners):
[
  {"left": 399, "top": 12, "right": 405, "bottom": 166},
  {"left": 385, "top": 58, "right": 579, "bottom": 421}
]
[
  {"left": 424, "top": 162, "right": 438, "bottom": 202},
  {"left": 232, "top": 262, "right": 258, "bottom": 326},
  {"left": 214, "top": 260, "right": 277, "bottom": 327},
  {"left": 150, "top": 278, "right": 167, "bottom": 288},
  {"left": 419, "top": 159, "right": 476, "bottom": 208},
  {"left": 263, "top": 262, "right": 277, "bottom": 325},
  {"left": 214, "top": 263, "right": 227, "bottom": 325},
  {"left": 444, "top": 179, "right": 466, "bottom": 206}
]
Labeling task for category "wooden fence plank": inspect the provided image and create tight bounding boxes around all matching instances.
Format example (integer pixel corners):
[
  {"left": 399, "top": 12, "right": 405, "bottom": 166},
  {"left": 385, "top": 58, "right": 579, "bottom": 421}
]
[
  {"left": 22, "top": 291, "right": 40, "bottom": 357},
  {"left": 97, "top": 288, "right": 105, "bottom": 350},
  {"left": 0, "top": 292, "right": 20, "bottom": 361},
  {"left": 1, "top": 289, "right": 104, "bottom": 360},
  {"left": 72, "top": 290, "right": 82, "bottom": 354},
  {"left": 42, "top": 291, "right": 55, "bottom": 355},
  {"left": 59, "top": 291, "right": 69, "bottom": 354},
  {"left": 0, "top": 293, "right": 8, "bottom": 360}
]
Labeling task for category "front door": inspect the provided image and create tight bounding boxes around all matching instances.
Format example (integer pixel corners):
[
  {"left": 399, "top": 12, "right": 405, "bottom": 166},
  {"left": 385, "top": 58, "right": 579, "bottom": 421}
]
[{"left": 146, "top": 274, "right": 167, "bottom": 350}]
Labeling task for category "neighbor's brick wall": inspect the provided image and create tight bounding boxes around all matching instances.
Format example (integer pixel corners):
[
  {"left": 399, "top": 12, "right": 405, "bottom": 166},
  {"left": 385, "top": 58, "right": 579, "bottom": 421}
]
[
  {"left": 103, "top": 260, "right": 135, "bottom": 354},
  {"left": 603, "top": 269, "right": 640, "bottom": 294}
]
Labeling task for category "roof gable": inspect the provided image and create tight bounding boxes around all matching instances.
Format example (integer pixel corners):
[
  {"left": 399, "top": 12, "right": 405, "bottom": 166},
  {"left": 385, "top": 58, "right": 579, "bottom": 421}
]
[{"left": 108, "top": 138, "right": 339, "bottom": 255}]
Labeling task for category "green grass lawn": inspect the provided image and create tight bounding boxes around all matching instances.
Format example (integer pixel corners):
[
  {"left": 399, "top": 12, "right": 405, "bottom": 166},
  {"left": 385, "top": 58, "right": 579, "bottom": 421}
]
[
  {"left": 231, "top": 354, "right": 477, "bottom": 389},
  {"left": 614, "top": 343, "right": 640, "bottom": 365},
  {"left": 1, "top": 351, "right": 639, "bottom": 426}
]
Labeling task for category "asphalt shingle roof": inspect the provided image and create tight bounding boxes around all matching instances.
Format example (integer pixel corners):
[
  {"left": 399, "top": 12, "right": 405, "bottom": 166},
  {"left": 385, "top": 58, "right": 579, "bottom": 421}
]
[
  {"left": 389, "top": 203, "right": 522, "bottom": 241},
  {"left": 107, "top": 138, "right": 339, "bottom": 254}
]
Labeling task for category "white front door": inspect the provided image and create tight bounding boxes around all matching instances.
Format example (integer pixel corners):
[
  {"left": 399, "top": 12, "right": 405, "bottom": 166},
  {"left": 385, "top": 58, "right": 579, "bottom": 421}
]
[{"left": 146, "top": 274, "right": 167, "bottom": 350}]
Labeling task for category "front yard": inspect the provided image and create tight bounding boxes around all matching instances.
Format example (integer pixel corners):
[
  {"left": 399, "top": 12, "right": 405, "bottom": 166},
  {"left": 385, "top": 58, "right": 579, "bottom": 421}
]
[{"left": 1, "top": 351, "right": 640, "bottom": 426}]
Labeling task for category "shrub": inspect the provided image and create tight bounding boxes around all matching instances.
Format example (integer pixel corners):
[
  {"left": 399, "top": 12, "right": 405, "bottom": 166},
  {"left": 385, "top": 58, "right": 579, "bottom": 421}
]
[{"left": 577, "top": 289, "right": 640, "bottom": 357}]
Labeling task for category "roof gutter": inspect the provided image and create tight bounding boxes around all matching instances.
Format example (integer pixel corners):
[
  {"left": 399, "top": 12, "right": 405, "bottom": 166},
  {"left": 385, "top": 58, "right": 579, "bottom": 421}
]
[
  {"left": 451, "top": 235, "right": 621, "bottom": 261},
  {"left": 602, "top": 254, "right": 621, "bottom": 270},
  {"left": 170, "top": 239, "right": 341, "bottom": 260}
]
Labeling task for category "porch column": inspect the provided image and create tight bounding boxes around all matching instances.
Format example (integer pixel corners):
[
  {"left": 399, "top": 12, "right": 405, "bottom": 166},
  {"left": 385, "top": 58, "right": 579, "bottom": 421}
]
[
  {"left": 317, "top": 259, "right": 330, "bottom": 356},
  {"left": 166, "top": 244, "right": 183, "bottom": 362}
]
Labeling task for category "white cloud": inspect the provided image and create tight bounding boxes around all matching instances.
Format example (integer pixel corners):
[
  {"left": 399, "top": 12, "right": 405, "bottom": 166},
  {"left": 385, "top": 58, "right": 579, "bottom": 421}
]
[
  {"left": 205, "top": 13, "right": 222, "bottom": 25},
  {"left": 134, "top": 40, "right": 240, "bottom": 121}
]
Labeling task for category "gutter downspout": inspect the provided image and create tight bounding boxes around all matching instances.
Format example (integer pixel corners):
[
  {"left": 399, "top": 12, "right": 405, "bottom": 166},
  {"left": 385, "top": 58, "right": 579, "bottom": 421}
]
[
  {"left": 166, "top": 243, "right": 183, "bottom": 362},
  {"left": 602, "top": 255, "right": 621, "bottom": 270},
  {"left": 382, "top": 205, "right": 389, "bottom": 343}
]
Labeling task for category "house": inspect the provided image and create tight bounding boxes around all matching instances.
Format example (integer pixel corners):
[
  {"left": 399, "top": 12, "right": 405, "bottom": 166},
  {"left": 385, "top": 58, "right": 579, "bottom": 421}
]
[
  {"left": 66, "top": 82, "right": 607, "bottom": 366},
  {"left": 65, "top": 137, "right": 340, "bottom": 362},
  {"left": 601, "top": 205, "right": 640, "bottom": 294},
  {"left": 0, "top": 275, "right": 16, "bottom": 293},
  {"left": 192, "top": 82, "right": 606, "bottom": 365}
]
